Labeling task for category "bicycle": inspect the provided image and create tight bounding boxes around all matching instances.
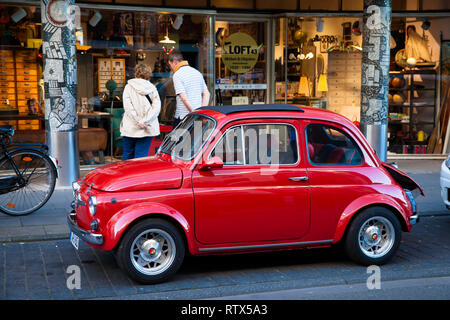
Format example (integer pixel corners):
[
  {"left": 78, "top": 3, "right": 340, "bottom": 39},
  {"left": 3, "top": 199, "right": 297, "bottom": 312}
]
[{"left": 0, "top": 125, "right": 57, "bottom": 216}]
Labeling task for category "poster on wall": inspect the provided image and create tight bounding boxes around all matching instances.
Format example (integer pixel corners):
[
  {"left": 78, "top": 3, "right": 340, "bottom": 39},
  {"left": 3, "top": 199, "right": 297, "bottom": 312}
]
[
  {"left": 98, "top": 58, "right": 126, "bottom": 94},
  {"left": 221, "top": 32, "right": 260, "bottom": 74}
]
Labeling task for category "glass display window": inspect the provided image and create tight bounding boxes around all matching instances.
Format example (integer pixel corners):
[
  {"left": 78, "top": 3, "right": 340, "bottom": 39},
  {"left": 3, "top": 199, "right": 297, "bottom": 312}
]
[
  {"left": 275, "top": 16, "right": 363, "bottom": 122},
  {"left": 214, "top": 18, "right": 268, "bottom": 106},
  {"left": 75, "top": 7, "right": 213, "bottom": 162},
  {"left": 0, "top": 4, "right": 44, "bottom": 132}
]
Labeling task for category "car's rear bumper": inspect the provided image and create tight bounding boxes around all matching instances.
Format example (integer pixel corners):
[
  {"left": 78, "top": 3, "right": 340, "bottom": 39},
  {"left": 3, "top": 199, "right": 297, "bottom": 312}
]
[
  {"left": 409, "top": 213, "right": 420, "bottom": 226},
  {"left": 67, "top": 211, "right": 103, "bottom": 246}
]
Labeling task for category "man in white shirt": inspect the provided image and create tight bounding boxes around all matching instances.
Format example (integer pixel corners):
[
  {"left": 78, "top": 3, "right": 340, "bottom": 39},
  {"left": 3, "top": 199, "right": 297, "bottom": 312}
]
[{"left": 168, "top": 51, "right": 210, "bottom": 126}]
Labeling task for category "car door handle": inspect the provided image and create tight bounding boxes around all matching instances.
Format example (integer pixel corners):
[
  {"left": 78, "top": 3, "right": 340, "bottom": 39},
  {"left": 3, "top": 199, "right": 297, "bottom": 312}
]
[{"left": 289, "top": 176, "right": 309, "bottom": 182}]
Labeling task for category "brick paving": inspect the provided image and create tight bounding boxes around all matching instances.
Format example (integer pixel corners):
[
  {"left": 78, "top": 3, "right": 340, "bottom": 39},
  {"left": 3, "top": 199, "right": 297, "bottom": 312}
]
[
  {"left": 0, "top": 159, "right": 449, "bottom": 299},
  {"left": 1, "top": 215, "right": 449, "bottom": 300}
]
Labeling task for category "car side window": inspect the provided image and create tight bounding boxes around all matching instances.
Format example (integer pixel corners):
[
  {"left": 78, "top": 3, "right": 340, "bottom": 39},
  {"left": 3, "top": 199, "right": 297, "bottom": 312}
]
[
  {"left": 210, "top": 123, "right": 298, "bottom": 166},
  {"left": 244, "top": 124, "right": 298, "bottom": 165},
  {"left": 210, "top": 126, "right": 244, "bottom": 165},
  {"left": 306, "top": 123, "right": 363, "bottom": 165}
]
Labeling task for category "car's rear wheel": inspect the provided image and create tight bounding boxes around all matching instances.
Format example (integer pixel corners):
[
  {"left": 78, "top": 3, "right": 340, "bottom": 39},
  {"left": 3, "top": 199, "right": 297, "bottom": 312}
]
[
  {"left": 116, "top": 218, "right": 185, "bottom": 284},
  {"left": 344, "top": 207, "right": 402, "bottom": 266}
]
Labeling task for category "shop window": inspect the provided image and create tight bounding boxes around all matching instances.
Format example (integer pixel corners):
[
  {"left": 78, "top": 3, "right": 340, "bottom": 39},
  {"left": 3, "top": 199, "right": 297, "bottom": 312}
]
[
  {"left": 306, "top": 123, "right": 363, "bottom": 166},
  {"left": 274, "top": 16, "right": 362, "bottom": 121},
  {"left": 0, "top": 5, "right": 44, "bottom": 133},
  {"left": 74, "top": 7, "right": 212, "bottom": 162},
  {"left": 215, "top": 19, "right": 267, "bottom": 105}
]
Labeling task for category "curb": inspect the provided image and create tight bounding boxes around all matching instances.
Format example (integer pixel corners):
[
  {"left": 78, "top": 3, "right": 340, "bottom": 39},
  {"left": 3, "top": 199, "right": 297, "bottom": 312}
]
[
  {"left": 0, "top": 233, "right": 69, "bottom": 243},
  {"left": 0, "top": 224, "right": 69, "bottom": 243}
]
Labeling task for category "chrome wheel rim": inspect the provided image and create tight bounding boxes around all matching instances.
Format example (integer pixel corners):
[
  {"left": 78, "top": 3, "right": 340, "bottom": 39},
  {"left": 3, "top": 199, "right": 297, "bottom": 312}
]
[
  {"left": 358, "top": 216, "right": 395, "bottom": 258},
  {"left": 130, "top": 229, "right": 176, "bottom": 276}
]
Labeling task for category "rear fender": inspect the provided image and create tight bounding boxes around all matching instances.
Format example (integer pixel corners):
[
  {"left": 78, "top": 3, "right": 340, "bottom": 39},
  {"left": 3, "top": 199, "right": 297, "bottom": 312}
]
[
  {"left": 102, "top": 202, "right": 193, "bottom": 252},
  {"left": 333, "top": 193, "right": 410, "bottom": 243}
]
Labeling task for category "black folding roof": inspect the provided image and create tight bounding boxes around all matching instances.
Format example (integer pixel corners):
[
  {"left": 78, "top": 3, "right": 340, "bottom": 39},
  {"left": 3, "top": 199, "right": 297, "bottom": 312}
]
[{"left": 198, "top": 104, "right": 305, "bottom": 115}]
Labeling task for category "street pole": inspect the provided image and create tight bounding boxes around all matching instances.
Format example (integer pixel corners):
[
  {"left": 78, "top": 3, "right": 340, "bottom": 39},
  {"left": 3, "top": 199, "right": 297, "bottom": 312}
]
[
  {"left": 41, "top": 0, "right": 79, "bottom": 187},
  {"left": 360, "top": 0, "right": 392, "bottom": 162}
]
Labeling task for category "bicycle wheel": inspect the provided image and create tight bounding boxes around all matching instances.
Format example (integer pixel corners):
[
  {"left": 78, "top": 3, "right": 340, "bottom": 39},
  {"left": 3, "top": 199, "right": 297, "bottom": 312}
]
[{"left": 0, "top": 148, "right": 57, "bottom": 216}]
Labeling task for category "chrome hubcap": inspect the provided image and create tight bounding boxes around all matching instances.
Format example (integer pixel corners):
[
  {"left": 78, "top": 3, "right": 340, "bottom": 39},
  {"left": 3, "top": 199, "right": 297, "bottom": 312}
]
[
  {"left": 358, "top": 216, "right": 395, "bottom": 258},
  {"left": 130, "top": 229, "right": 176, "bottom": 276}
]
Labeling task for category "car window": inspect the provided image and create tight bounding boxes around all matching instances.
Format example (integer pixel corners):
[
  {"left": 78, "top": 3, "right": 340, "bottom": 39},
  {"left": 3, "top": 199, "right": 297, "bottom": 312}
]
[
  {"left": 306, "top": 123, "right": 363, "bottom": 165},
  {"left": 210, "top": 126, "right": 244, "bottom": 165},
  {"left": 210, "top": 123, "right": 298, "bottom": 166},
  {"left": 159, "top": 114, "right": 215, "bottom": 160}
]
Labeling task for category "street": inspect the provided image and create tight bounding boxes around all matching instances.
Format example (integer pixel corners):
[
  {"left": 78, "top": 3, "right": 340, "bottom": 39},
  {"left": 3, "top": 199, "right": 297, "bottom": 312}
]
[
  {"left": 1, "top": 160, "right": 450, "bottom": 300},
  {"left": 1, "top": 215, "right": 450, "bottom": 300}
]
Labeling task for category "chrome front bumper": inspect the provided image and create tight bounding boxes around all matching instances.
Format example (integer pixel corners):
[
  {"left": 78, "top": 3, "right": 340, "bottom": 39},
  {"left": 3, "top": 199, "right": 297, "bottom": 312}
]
[{"left": 67, "top": 211, "right": 103, "bottom": 246}]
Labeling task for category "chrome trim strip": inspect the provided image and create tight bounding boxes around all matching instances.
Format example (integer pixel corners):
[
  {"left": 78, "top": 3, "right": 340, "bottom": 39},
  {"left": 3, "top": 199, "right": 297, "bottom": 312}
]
[{"left": 198, "top": 239, "right": 333, "bottom": 252}]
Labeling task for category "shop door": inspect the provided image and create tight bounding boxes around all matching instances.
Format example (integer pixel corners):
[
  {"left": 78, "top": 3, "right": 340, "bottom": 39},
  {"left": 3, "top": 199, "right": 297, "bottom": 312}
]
[{"left": 214, "top": 18, "right": 269, "bottom": 106}]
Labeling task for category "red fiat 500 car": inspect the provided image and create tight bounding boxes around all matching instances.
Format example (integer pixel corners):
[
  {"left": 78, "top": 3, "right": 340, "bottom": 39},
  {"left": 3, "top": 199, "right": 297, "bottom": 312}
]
[{"left": 68, "top": 104, "right": 423, "bottom": 284}]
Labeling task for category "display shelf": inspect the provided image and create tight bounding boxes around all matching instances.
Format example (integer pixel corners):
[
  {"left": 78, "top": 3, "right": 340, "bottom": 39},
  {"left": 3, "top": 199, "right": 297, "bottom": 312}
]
[{"left": 388, "top": 69, "right": 437, "bottom": 154}]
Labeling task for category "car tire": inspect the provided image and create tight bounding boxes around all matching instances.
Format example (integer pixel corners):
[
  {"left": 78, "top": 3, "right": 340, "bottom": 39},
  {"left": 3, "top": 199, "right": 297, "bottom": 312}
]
[
  {"left": 116, "top": 218, "right": 185, "bottom": 284},
  {"left": 344, "top": 207, "right": 402, "bottom": 266}
]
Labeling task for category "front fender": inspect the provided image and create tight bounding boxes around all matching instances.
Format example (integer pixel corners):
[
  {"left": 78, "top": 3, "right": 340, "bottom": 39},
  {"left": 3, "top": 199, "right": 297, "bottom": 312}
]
[
  {"left": 333, "top": 193, "right": 410, "bottom": 243},
  {"left": 102, "top": 202, "right": 193, "bottom": 252}
]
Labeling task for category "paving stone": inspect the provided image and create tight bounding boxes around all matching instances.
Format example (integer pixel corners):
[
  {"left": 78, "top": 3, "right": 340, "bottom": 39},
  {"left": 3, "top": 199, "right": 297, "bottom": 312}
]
[
  {"left": 4, "top": 243, "right": 27, "bottom": 299},
  {"left": 55, "top": 240, "right": 96, "bottom": 299},
  {"left": 92, "top": 249, "right": 138, "bottom": 297},
  {"left": 74, "top": 245, "right": 117, "bottom": 298},
  {"left": 22, "top": 242, "right": 51, "bottom": 300},
  {"left": 39, "top": 241, "right": 74, "bottom": 300}
]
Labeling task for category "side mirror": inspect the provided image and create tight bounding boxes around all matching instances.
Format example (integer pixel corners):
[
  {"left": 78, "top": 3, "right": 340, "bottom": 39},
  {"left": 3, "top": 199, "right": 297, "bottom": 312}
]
[{"left": 198, "top": 156, "right": 223, "bottom": 171}]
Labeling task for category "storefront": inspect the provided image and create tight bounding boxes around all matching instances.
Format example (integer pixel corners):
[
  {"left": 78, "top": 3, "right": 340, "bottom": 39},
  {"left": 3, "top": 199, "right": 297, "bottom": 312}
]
[
  {"left": 0, "top": 0, "right": 449, "bottom": 174},
  {"left": 271, "top": 12, "right": 450, "bottom": 158}
]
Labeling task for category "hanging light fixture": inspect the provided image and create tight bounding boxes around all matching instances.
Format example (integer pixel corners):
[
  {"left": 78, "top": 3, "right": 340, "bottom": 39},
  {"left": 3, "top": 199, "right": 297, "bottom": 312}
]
[
  {"left": 159, "top": 18, "right": 175, "bottom": 54},
  {"left": 159, "top": 22, "right": 175, "bottom": 44}
]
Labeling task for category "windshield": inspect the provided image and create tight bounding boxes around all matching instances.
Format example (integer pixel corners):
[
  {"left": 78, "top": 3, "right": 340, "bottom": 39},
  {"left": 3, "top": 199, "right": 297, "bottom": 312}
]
[{"left": 158, "top": 113, "right": 216, "bottom": 161}]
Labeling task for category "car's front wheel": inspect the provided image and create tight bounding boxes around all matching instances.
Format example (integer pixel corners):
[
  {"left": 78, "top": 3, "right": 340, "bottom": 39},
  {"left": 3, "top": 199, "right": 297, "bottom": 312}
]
[
  {"left": 116, "top": 218, "right": 185, "bottom": 284},
  {"left": 344, "top": 207, "right": 402, "bottom": 266}
]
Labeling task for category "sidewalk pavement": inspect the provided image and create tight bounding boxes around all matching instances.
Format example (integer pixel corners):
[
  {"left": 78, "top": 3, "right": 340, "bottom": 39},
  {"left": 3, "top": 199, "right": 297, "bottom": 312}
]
[{"left": 0, "top": 159, "right": 446, "bottom": 243}]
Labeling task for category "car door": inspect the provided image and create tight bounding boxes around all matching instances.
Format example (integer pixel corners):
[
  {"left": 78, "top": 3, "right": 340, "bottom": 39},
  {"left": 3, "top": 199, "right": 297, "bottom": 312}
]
[
  {"left": 304, "top": 120, "right": 379, "bottom": 239},
  {"left": 191, "top": 119, "right": 311, "bottom": 245}
]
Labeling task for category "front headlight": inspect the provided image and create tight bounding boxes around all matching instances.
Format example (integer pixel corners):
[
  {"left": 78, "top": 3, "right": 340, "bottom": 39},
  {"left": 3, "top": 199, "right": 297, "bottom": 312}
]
[
  {"left": 445, "top": 155, "right": 450, "bottom": 169},
  {"left": 88, "top": 196, "right": 97, "bottom": 216}
]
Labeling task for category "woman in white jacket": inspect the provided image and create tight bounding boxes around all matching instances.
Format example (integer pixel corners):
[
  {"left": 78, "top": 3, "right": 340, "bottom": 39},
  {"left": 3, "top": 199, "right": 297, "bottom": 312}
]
[{"left": 121, "top": 64, "right": 161, "bottom": 160}]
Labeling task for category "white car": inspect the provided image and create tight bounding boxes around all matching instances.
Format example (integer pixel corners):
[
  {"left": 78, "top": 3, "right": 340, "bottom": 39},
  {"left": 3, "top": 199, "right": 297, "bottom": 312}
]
[{"left": 440, "top": 155, "right": 450, "bottom": 209}]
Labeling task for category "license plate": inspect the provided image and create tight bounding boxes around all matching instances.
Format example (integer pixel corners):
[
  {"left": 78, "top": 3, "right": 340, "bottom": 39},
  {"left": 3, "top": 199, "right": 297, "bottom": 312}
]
[{"left": 70, "top": 232, "right": 79, "bottom": 250}]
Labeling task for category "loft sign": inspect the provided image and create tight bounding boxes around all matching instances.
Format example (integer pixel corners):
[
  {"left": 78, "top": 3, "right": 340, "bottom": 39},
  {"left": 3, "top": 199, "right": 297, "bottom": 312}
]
[{"left": 222, "top": 32, "right": 260, "bottom": 74}]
